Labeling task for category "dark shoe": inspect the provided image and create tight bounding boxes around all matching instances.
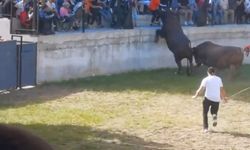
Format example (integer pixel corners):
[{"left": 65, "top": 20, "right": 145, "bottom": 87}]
[{"left": 212, "top": 114, "right": 217, "bottom": 127}]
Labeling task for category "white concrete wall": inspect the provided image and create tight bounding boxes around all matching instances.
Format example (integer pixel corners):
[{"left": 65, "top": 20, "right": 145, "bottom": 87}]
[
  {"left": 0, "top": 18, "right": 11, "bottom": 40},
  {"left": 37, "top": 25, "right": 250, "bottom": 83}
]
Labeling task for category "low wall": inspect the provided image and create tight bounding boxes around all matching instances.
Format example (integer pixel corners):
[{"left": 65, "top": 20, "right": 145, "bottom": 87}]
[{"left": 37, "top": 25, "right": 250, "bottom": 83}]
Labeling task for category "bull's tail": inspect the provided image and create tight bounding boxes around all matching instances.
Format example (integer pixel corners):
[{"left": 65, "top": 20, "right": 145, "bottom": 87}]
[
  {"left": 189, "top": 41, "right": 196, "bottom": 54},
  {"left": 188, "top": 40, "right": 192, "bottom": 49},
  {"left": 186, "top": 41, "right": 193, "bottom": 76}
]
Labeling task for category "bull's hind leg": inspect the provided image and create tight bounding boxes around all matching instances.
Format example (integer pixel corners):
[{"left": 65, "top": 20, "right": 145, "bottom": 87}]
[
  {"left": 229, "top": 64, "right": 242, "bottom": 80},
  {"left": 175, "top": 57, "right": 182, "bottom": 74}
]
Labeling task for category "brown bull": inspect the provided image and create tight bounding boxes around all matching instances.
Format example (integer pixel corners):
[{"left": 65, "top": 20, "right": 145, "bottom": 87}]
[{"left": 193, "top": 41, "right": 249, "bottom": 78}]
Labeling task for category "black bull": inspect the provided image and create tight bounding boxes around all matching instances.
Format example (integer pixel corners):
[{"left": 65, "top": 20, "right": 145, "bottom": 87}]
[
  {"left": 155, "top": 9, "right": 193, "bottom": 75},
  {"left": 193, "top": 41, "right": 249, "bottom": 77}
]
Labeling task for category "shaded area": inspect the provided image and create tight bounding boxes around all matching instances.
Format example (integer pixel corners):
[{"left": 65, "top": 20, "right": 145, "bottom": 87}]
[
  {"left": 0, "top": 65, "right": 249, "bottom": 109},
  {"left": 212, "top": 131, "right": 250, "bottom": 139},
  {"left": 7, "top": 123, "right": 173, "bottom": 150}
]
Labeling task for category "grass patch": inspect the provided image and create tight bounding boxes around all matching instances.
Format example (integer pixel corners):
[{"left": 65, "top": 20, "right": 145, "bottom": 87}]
[
  {"left": 45, "top": 65, "right": 250, "bottom": 99},
  {"left": 0, "top": 65, "right": 249, "bottom": 150}
]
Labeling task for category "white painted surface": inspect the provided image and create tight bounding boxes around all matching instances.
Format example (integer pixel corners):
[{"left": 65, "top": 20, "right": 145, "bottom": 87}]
[{"left": 37, "top": 25, "right": 250, "bottom": 83}]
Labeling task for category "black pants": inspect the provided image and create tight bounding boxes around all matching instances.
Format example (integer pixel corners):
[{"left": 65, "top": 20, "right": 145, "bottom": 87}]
[
  {"left": 90, "top": 8, "right": 102, "bottom": 25},
  {"left": 203, "top": 97, "right": 219, "bottom": 129},
  {"left": 151, "top": 9, "right": 160, "bottom": 23}
]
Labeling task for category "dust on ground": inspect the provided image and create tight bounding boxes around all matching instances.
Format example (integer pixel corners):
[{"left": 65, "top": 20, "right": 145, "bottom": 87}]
[{"left": 1, "top": 85, "right": 250, "bottom": 150}]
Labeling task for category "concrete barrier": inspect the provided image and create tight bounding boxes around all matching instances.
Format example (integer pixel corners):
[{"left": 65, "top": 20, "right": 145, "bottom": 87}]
[{"left": 37, "top": 25, "right": 250, "bottom": 83}]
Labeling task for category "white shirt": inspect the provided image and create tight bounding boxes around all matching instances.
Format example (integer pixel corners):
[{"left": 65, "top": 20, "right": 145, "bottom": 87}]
[
  {"left": 219, "top": 0, "right": 229, "bottom": 10},
  {"left": 245, "top": 0, "right": 250, "bottom": 13},
  {"left": 200, "top": 75, "right": 223, "bottom": 102},
  {"left": 15, "top": 0, "right": 24, "bottom": 16},
  {"left": 46, "top": 1, "right": 57, "bottom": 10}
]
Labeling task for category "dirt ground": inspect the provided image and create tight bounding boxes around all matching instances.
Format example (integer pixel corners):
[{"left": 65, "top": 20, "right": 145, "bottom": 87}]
[
  {"left": 101, "top": 93, "right": 250, "bottom": 150},
  {"left": 1, "top": 85, "right": 250, "bottom": 150}
]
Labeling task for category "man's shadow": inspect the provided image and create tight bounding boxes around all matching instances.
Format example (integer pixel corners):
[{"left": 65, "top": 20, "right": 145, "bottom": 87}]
[{"left": 211, "top": 130, "right": 250, "bottom": 138}]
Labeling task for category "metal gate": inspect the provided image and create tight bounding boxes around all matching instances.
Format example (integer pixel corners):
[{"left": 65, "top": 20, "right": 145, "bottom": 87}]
[
  {"left": 0, "top": 40, "right": 17, "bottom": 90},
  {"left": 18, "top": 41, "right": 37, "bottom": 87},
  {"left": 0, "top": 35, "right": 37, "bottom": 90}
]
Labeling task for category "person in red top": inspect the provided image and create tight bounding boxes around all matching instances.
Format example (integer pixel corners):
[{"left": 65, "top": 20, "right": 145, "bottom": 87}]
[
  {"left": 149, "top": 0, "right": 160, "bottom": 25},
  {"left": 84, "top": 0, "right": 93, "bottom": 25},
  {"left": 19, "top": 7, "right": 32, "bottom": 28}
]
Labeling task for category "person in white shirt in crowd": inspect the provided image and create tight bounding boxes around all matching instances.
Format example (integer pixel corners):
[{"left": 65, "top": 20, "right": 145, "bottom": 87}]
[
  {"left": 15, "top": 0, "right": 25, "bottom": 17},
  {"left": 219, "top": 0, "right": 234, "bottom": 24},
  {"left": 210, "top": 0, "right": 223, "bottom": 24},
  {"left": 131, "top": 0, "right": 138, "bottom": 27},
  {"left": 178, "top": 0, "right": 194, "bottom": 25},
  {"left": 46, "top": 0, "right": 59, "bottom": 30},
  {"left": 188, "top": 0, "right": 198, "bottom": 25},
  {"left": 192, "top": 67, "right": 228, "bottom": 133},
  {"left": 244, "top": 0, "right": 250, "bottom": 23}
]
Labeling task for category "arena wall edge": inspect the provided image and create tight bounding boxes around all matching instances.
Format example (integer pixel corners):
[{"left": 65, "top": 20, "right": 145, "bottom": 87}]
[{"left": 37, "top": 25, "right": 250, "bottom": 83}]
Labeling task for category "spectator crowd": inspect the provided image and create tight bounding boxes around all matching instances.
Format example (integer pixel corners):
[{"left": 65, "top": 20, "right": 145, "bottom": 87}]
[{"left": 1, "top": 0, "right": 250, "bottom": 35}]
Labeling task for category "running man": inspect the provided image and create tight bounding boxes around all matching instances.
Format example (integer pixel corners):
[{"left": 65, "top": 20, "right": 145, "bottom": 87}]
[{"left": 192, "top": 67, "right": 228, "bottom": 133}]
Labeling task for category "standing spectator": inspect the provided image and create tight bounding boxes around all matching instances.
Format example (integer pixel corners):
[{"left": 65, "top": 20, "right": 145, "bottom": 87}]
[
  {"left": 235, "top": 0, "right": 244, "bottom": 24},
  {"left": 110, "top": 0, "right": 131, "bottom": 29},
  {"left": 131, "top": 0, "right": 138, "bottom": 27},
  {"left": 39, "top": 4, "right": 54, "bottom": 34},
  {"left": 46, "top": 0, "right": 58, "bottom": 16},
  {"left": 123, "top": 0, "right": 134, "bottom": 29},
  {"left": 188, "top": 0, "right": 198, "bottom": 25},
  {"left": 60, "top": 1, "right": 72, "bottom": 22},
  {"left": 219, "top": 0, "right": 234, "bottom": 24},
  {"left": 19, "top": 6, "right": 33, "bottom": 28},
  {"left": 56, "top": 0, "right": 64, "bottom": 12},
  {"left": 244, "top": 0, "right": 250, "bottom": 23},
  {"left": 90, "top": 0, "right": 103, "bottom": 26},
  {"left": 15, "top": 0, "right": 26, "bottom": 17},
  {"left": 228, "top": 0, "right": 237, "bottom": 23},
  {"left": 178, "top": 0, "right": 194, "bottom": 25},
  {"left": 211, "top": 0, "right": 223, "bottom": 24},
  {"left": 110, "top": 0, "right": 123, "bottom": 28},
  {"left": 84, "top": 0, "right": 93, "bottom": 26},
  {"left": 171, "top": 0, "right": 179, "bottom": 11},
  {"left": 148, "top": 0, "right": 160, "bottom": 25},
  {"left": 1, "top": 0, "right": 12, "bottom": 17},
  {"left": 197, "top": 0, "right": 205, "bottom": 7},
  {"left": 160, "top": 0, "right": 172, "bottom": 8},
  {"left": 195, "top": 0, "right": 208, "bottom": 26},
  {"left": 46, "top": 0, "right": 58, "bottom": 30}
]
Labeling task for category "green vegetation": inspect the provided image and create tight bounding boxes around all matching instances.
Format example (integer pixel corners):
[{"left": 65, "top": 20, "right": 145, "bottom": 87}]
[{"left": 0, "top": 65, "right": 249, "bottom": 150}]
